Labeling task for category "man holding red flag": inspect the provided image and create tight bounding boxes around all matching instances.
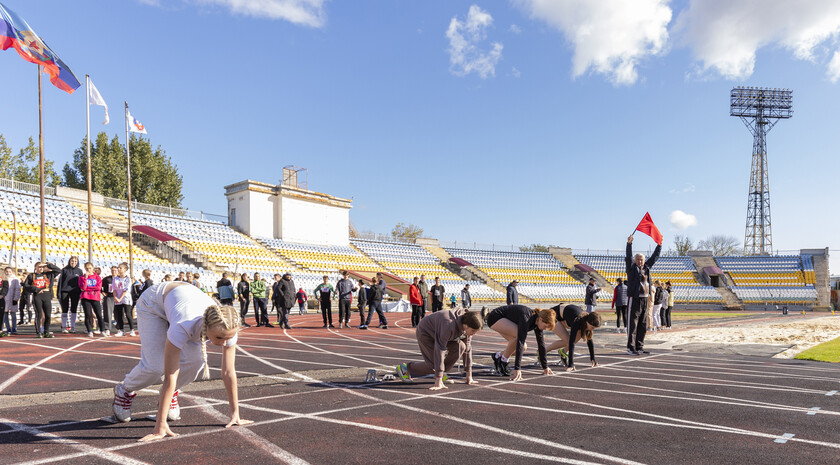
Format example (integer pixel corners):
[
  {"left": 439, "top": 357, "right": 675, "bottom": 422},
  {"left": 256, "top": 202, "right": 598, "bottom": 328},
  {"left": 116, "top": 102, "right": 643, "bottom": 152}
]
[{"left": 625, "top": 213, "right": 663, "bottom": 355}]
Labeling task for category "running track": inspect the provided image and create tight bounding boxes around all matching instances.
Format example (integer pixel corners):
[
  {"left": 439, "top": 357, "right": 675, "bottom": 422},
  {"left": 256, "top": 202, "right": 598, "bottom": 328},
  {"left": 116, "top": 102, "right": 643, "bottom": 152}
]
[{"left": 1, "top": 312, "right": 839, "bottom": 464}]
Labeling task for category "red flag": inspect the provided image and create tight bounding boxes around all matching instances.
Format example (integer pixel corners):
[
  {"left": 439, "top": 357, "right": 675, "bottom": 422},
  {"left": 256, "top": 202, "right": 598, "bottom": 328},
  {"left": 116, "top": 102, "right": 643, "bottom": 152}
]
[{"left": 635, "top": 212, "right": 663, "bottom": 245}]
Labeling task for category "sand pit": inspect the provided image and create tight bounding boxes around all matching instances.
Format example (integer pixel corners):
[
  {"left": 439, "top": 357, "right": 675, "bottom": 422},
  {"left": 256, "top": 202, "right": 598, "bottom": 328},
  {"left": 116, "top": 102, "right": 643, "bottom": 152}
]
[{"left": 649, "top": 315, "right": 840, "bottom": 358}]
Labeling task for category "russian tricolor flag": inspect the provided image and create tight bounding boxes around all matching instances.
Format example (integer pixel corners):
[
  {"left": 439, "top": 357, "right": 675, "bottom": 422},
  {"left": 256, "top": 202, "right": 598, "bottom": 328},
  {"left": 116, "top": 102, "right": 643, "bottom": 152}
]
[{"left": 0, "top": 2, "right": 80, "bottom": 94}]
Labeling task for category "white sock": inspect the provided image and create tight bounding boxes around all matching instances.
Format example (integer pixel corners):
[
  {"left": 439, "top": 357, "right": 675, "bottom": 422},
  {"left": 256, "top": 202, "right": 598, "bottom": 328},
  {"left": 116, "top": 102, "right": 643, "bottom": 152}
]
[
  {"left": 61, "top": 313, "right": 67, "bottom": 329},
  {"left": 70, "top": 313, "right": 77, "bottom": 331}
]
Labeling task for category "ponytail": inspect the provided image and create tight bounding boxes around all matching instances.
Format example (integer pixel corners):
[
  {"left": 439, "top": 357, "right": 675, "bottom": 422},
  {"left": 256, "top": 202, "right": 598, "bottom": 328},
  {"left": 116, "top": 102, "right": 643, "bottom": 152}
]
[
  {"left": 575, "top": 311, "right": 602, "bottom": 341},
  {"left": 532, "top": 308, "right": 556, "bottom": 331},
  {"left": 200, "top": 304, "right": 242, "bottom": 380}
]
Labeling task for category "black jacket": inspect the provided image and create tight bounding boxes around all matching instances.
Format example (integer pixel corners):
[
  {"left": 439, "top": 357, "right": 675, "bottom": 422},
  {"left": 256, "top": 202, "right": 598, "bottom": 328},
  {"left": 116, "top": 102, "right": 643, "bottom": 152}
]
[
  {"left": 279, "top": 277, "right": 296, "bottom": 308},
  {"left": 57, "top": 265, "right": 83, "bottom": 298},
  {"left": 24, "top": 263, "right": 61, "bottom": 299},
  {"left": 585, "top": 283, "right": 600, "bottom": 306},
  {"left": 237, "top": 280, "right": 250, "bottom": 300},
  {"left": 368, "top": 283, "right": 383, "bottom": 303},
  {"left": 625, "top": 242, "right": 661, "bottom": 299}
]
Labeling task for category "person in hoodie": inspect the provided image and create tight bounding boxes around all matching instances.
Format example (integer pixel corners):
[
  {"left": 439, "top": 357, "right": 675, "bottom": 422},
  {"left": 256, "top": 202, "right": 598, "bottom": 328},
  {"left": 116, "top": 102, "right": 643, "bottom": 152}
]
[
  {"left": 57, "top": 256, "right": 84, "bottom": 333},
  {"left": 335, "top": 270, "right": 357, "bottom": 329},
  {"left": 3, "top": 267, "right": 21, "bottom": 335},
  {"left": 295, "top": 287, "right": 307, "bottom": 315},
  {"left": 24, "top": 261, "right": 61, "bottom": 337},
  {"left": 79, "top": 262, "right": 105, "bottom": 337},
  {"left": 314, "top": 275, "right": 335, "bottom": 328},
  {"left": 217, "top": 272, "right": 234, "bottom": 306},
  {"left": 0, "top": 275, "right": 8, "bottom": 337}
]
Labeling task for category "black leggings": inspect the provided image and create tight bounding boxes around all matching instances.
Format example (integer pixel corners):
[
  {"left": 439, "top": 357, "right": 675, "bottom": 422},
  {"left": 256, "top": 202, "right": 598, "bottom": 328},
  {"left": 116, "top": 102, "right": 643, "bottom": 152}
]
[
  {"left": 411, "top": 304, "right": 423, "bottom": 327},
  {"left": 239, "top": 297, "right": 250, "bottom": 323},
  {"left": 81, "top": 299, "right": 104, "bottom": 333},
  {"left": 19, "top": 294, "right": 32, "bottom": 323},
  {"left": 615, "top": 305, "right": 627, "bottom": 328},
  {"left": 33, "top": 293, "right": 52, "bottom": 333},
  {"left": 114, "top": 303, "right": 134, "bottom": 331},
  {"left": 663, "top": 306, "right": 672, "bottom": 327},
  {"left": 320, "top": 299, "right": 333, "bottom": 326},
  {"left": 59, "top": 293, "right": 81, "bottom": 314}
]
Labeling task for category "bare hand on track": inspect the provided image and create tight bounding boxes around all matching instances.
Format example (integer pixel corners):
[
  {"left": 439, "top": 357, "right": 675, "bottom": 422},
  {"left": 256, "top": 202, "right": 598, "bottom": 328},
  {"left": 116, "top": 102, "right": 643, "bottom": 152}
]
[
  {"left": 542, "top": 367, "right": 553, "bottom": 375},
  {"left": 510, "top": 370, "right": 522, "bottom": 382},
  {"left": 226, "top": 417, "right": 254, "bottom": 428}
]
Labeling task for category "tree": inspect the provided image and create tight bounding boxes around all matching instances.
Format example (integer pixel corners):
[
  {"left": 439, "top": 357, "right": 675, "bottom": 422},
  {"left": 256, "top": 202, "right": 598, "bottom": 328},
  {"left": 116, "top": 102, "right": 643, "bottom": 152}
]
[
  {"left": 519, "top": 243, "right": 552, "bottom": 253},
  {"left": 391, "top": 222, "right": 424, "bottom": 242},
  {"left": 673, "top": 235, "right": 694, "bottom": 256},
  {"left": 62, "top": 132, "right": 184, "bottom": 207},
  {"left": 698, "top": 235, "right": 740, "bottom": 256},
  {"left": 11, "top": 137, "right": 61, "bottom": 187}
]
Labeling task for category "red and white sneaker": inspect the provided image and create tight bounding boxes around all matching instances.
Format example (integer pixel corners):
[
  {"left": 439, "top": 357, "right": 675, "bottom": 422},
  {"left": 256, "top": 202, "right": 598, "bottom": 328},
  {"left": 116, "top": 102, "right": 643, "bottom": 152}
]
[
  {"left": 113, "top": 384, "right": 136, "bottom": 422},
  {"left": 168, "top": 390, "right": 181, "bottom": 421}
]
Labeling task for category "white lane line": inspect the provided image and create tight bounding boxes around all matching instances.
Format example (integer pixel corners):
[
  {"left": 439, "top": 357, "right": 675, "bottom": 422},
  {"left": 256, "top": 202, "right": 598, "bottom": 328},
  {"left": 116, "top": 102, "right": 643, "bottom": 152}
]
[
  {"left": 1, "top": 417, "right": 152, "bottom": 465},
  {"left": 279, "top": 329, "right": 384, "bottom": 367},
  {"left": 631, "top": 358, "right": 840, "bottom": 383},
  {"left": 325, "top": 327, "right": 416, "bottom": 353},
  {"left": 191, "top": 396, "right": 310, "bottom": 465},
  {"left": 0, "top": 340, "right": 96, "bottom": 393}
]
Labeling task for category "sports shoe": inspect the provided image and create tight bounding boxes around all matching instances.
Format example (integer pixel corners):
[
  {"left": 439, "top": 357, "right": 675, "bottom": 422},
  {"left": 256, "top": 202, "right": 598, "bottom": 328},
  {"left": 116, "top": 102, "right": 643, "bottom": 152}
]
[
  {"left": 88, "top": 332, "right": 94, "bottom": 338},
  {"left": 37, "top": 332, "right": 43, "bottom": 338},
  {"left": 129, "top": 330, "right": 136, "bottom": 337},
  {"left": 61, "top": 329, "right": 69, "bottom": 334},
  {"left": 94, "top": 330, "right": 101, "bottom": 335},
  {"left": 242, "top": 323, "right": 251, "bottom": 328},
  {"left": 558, "top": 348, "right": 569, "bottom": 367},
  {"left": 442, "top": 373, "right": 454, "bottom": 385},
  {"left": 492, "top": 353, "right": 503, "bottom": 375},
  {"left": 44, "top": 332, "right": 54, "bottom": 338},
  {"left": 265, "top": 323, "right": 275, "bottom": 328},
  {"left": 396, "top": 363, "right": 412, "bottom": 383},
  {"left": 284, "top": 325, "right": 291, "bottom": 330},
  {"left": 380, "top": 325, "right": 388, "bottom": 329},
  {"left": 0, "top": 331, "right": 7, "bottom": 337},
  {"left": 359, "top": 325, "right": 368, "bottom": 330},
  {"left": 102, "top": 330, "right": 110, "bottom": 337},
  {"left": 114, "top": 331, "right": 124, "bottom": 337},
  {"left": 638, "top": 349, "right": 650, "bottom": 354},
  {"left": 328, "top": 324, "right": 335, "bottom": 328},
  {"left": 113, "top": 384, "right": 136, "bottom": 422},
  {"left": 168, "top": 390, "right": 181, "bottom": 421},
  {"left": 626, "top": 349, "right": 639, "bottom": 355}
]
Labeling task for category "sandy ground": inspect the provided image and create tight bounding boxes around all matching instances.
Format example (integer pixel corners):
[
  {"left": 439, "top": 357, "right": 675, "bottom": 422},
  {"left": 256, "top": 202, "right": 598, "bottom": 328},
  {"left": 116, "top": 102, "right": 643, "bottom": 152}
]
[{"left": 649, "top": 315, "right": 840, "bottom": 358}]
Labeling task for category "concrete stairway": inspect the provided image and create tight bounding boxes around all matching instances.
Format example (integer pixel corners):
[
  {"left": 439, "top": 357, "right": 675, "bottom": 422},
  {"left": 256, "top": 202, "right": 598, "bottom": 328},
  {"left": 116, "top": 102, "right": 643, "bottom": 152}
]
[
  {"left": 549, "top": 247, "right": 614, "bottom": 293},
  {"left": 689, "top": 253, "right": 743, "bottom": 309},
  {"left": 255, "top": 238, "right": 311, "bottom": 272}
]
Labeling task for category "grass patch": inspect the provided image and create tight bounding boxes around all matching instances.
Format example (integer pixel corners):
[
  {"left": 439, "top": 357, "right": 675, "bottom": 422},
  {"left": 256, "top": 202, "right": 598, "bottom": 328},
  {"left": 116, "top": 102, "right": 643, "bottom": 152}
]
[{"left": 794, "top": 337, "right": 840, "bottom": 363}]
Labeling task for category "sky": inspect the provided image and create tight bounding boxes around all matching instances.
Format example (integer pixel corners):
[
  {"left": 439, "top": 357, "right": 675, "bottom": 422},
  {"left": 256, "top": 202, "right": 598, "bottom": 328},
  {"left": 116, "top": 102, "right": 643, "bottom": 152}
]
[{"left": 1, "top": 0, "right": 838, "bottom": 273}]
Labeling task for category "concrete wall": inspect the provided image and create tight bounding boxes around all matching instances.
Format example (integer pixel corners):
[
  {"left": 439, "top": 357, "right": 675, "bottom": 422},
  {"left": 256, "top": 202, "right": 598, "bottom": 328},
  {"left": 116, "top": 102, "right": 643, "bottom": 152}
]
[{"left": 279, "top": 195, "right": 349, "bottom": 245}]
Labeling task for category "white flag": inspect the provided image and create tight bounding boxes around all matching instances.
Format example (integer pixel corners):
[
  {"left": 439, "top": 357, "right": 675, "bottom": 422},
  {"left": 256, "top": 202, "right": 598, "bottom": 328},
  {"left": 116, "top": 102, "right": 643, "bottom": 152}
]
[
  {"left": 88, "top": 79, "right": 109, "bottom": 125},
  {"left": 127, "top": 110, "right": 147, "bottom": 134}
]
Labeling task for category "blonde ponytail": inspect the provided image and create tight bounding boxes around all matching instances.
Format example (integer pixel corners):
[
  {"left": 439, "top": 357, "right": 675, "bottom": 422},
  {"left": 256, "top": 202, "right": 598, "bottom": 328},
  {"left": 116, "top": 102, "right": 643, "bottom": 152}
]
[{"left": 200, "top": 304, "right": 242, "bottom": 380}]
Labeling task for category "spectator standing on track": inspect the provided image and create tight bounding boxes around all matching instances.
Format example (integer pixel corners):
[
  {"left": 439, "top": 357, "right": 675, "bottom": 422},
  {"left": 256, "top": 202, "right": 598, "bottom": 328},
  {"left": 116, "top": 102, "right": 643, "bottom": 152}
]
[
  {"left": 3, "top": 267, "right": 21, "bottom": 335},
  {"left": 506, "top": 280, "right": 519, "bottom": 305},
  {"left": 664, "top": 281, "right": 674, "bottom": 329},
  {"left": 545, "top": 304, "right": 602, "bottom": 371},
  {"left": 362, "top": 276, "right": 387, "bottom": 329},
  {"left": 296, "top": 287, "right": 307, "bottom": 315},
  {"left": 236, "top": 274, "right": 250, "bottom": 327},
  {"left": 336, "top": 271, "right": 357, "bottom": 329},
  {"left": 460, "top": 284, "right": 471, "bottom": 310},
  {"left": 18, "top": 271, "right": 32, "bottom": 326},
  {"left": 217, "top": 272, "right": 234, "bottom": 305},
  {"left": 24, "top": 261, "right": 60, "bottom": 337},
  {"left": 57, "top": 256, "right": 83, "bottom": 333},
  {"left": 611, "top": 278, "right": 628, "bottom": 333},
  {"left": 0, "top": 275, "right": 8, "bottom": 337},
  {"left": 79, "top": 262, "right": 105, "bottom": 338},
  {"left": 314, "top": 275, "right": 335, "bottom": 328},
  {"left": 418, "top": 274, "right": 429, "bottom": 317},
  {"left": 585, "top": 278, "right": 601, "bottom": 313},
  {"left": 113, "top": 263, "right": 135, "bottom": 337},
  {"left": 110, "top": 282, "right": 251, "bottom": 440},
  {"left": 356, "top": 279, "right": 368, "bottom": 327},
  {"left": 278, "top": 273, "right": 295, "bottom": 329},
  {"left": 396, "top": 308, "right": 483, "bottom": 390},
  {"left": 625, "top": 235, "right": 661, "bottom": 355},
  {"left": 250, "top": 273, "right": 270, "bottom": 327},
  {"left": 449, "top": 294, "right": 457, "bottom": 309},
  {"left": 101, "top": 266, "right": 117, "bottom": 336},
  {"left": 485, "top": 305, "right": 555, "bottom": 381},
  {"left": 652, "top": 281, "right": 665, "bottom": 332},
  {"left": 430, "top": 277, "right": 445, "bottom": 312},
  {"left": 271, "top": 274, "right": 283, "bottom": 324},
  {"left": 409, "top": 277, "right": 423, "bottom": 327}
]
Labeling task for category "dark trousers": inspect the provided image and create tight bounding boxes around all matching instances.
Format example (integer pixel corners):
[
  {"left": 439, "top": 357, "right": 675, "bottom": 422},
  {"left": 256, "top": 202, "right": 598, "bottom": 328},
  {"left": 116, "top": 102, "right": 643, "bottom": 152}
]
[
  {"left": 320, "top": 299, "right": 333, "bottom": 326},
  {"left": 411, "top": 304, "right": 423, "bottom": 327},
  {"left": 220, "top": 298, "right": 233, "bottom": 306},
  {"left": 239, "top": 297, "right": 250, "bottom": 324},
  {"left": 115, "top": 303, "right": 134, "bottom": 331},
  {"left": 19, "top": 294, "right": 32, "bottom": 323},
  {"left": 358, "top": 302, "right": 367, "bottom": 325},
  {"left": 253, "top": 297, "right": 267, "bottom": 325},
  {"left": 34, "top": 293, "right": 52, "bottom": 333},
  {"left": 102, "top": 296, "right": 114, "bottom": 332},
  {"left": 615, "top": 305, "right": 627, "bottom": 328},
  {"left": 81, "top": 299, "right": 104, "bottom": 333},
  {"left": 663, "top": 306, "right": 672, "bottom": 327},
  {"left": 365, "top": 300, "right": 387, "bottom": 326},
  {"left": 338, "top": 299, "right": 352, "bottom": 323},
  {"left": 431, "top": 300, "right": 443, "bottom": 312},
  {"left": 626, "top": 297, "right": 648, "bottom": 350},
  {"left": 277, "top": 306, "right": 290, "bottom": 327},
  {"left": 59, "top": 292, "right": 81, "bottom": 314}
]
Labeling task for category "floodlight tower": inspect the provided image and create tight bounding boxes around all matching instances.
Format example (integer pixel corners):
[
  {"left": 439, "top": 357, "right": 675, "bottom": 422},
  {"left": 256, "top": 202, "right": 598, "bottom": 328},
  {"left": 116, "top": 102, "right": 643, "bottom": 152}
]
[{"left": 730, "top": 87, "right": 792, "bottom": 255}]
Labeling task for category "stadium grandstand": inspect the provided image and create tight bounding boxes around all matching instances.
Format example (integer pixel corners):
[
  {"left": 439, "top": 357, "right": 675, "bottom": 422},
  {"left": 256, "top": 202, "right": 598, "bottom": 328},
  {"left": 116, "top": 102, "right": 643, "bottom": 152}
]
[{"left": 716, "top": 255, "right": 818, "bottom": 305}]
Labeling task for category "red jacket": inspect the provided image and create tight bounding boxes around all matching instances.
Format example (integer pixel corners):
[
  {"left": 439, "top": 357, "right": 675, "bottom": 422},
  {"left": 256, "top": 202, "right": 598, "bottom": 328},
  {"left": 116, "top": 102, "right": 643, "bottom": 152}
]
[
  {"left": 79, "top": 274, "right": 102, "bottom": 301},
  {"left": 409, "top": 284, "right": 422, "bottom": 305}
]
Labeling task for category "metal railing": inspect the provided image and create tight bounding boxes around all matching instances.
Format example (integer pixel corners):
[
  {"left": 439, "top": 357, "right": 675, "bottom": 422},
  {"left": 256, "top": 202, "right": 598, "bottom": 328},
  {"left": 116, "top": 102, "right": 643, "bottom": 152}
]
[
  {"left": 0, "top": 177, "right": 56, "bottom": 196},
  {"left": 104, "top": 197, "right": 227, "bottom": 225}
]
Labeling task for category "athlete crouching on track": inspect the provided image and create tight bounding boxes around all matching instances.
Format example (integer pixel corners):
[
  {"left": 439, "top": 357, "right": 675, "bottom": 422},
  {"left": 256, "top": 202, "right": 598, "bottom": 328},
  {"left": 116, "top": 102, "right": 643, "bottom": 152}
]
[
  {"left": 111, "top": 281, "right": 252, "bottom": 442},
  {"left": 486, "top": 305, "right": 555, "bottom": 381},
  {"left": 396, "top": 307, "right": 483, "bottom": 390},
  {"left": 545, "top": 304, "right": 601, "bottom": 372}
]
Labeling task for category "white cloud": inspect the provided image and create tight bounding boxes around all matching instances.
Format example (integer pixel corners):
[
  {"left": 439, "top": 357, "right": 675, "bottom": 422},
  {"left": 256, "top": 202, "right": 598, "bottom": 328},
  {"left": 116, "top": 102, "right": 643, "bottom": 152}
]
[
  {"left": 669, "top": 183, "right": 695, "bottom": 195},
  {"left": 193, "top": 0, "right": 326, "bottom": 27},
  {"left": 513, "top": 0, "right": 671, "bottom": 85},
  {"left": 511, "top": 66, "right": 521, "bottom": 78},
  {"left": 829, "top": 51, "right": 840, "bottom": 83},
  {"left": 446, "top": 5, "right": 504, "bottom": 79},
  {"left": 674, "top": 0, "right": 840, "bottom": 80},
  {"left": 670, "top": 210, "right": 698, "bottom": 230},
  {"left": 509, "top": 24, "right": 522, "bottom": 34}
]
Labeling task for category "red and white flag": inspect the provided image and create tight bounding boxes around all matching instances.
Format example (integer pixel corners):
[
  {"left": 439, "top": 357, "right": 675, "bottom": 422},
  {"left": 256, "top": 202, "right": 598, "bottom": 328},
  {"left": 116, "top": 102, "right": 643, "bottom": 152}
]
[{"left": 634, "top": 212, "right": 663, "bottom": 245}]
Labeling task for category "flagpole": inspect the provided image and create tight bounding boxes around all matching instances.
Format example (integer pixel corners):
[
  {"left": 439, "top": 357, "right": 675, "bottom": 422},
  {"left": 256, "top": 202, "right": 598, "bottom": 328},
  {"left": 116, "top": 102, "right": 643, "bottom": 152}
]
[
  {"left": 38, "top": 65, "right": 46, "bottom": 263},
  {"left": 85, "top": 75, "right": 93, "bottom": 263},
  {"left": 124, "top": 102, "right": 134, "bottom": 281}
]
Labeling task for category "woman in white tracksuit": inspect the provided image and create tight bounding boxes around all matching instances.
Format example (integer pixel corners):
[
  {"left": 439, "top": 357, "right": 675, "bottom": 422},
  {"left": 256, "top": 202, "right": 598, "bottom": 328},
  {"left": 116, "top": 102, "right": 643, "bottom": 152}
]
[{"left": 111, "top": 281, "right": 251, "bottom": 442}]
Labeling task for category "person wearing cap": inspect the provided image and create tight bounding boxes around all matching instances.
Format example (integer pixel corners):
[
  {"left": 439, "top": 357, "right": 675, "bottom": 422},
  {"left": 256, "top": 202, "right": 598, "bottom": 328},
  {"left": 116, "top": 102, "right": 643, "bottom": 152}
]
[
  {"left": 506, "top": 280, "right": 519, "bottom": 305},
  {"left": 585, "top": 278, "right": 601, "bottom": 313}
]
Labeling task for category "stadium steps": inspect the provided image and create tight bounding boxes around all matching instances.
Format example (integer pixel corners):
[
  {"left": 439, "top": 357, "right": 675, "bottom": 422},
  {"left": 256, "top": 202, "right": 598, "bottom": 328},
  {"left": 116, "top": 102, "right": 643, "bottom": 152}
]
[
  {"left": 690, "top": 255, "right": 743, "bottom": 309},
  {"left": 420, "top": 245, "right": 523, "bottom": 300},
  {"left": 549, "top": 247, "right": 614, "bottom": 292},
  {"left": 254, "top": 238, "right": 311, "bottom": 272}
]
